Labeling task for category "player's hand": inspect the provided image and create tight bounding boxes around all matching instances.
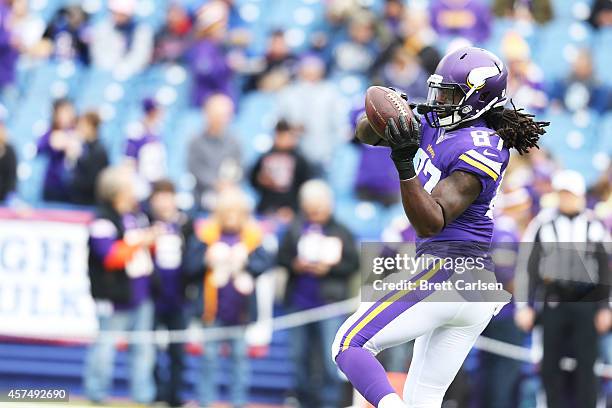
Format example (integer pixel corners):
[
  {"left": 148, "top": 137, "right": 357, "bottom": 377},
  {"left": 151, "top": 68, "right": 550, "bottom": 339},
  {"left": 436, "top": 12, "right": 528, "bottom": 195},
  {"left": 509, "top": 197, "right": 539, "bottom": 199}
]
[
  {"left": 514, "top": 306, "right": 536, "bottom": 332},
  {"left": 386, "top": 115, "right": 421, "bottom": 180},
  {"left": 310, "top": 262, "right": 331, "bottom": 276},
  {"left": 292, "top": 258, "right": 311, "bottom": 274},
  {"left": 595, "top": 308, "right": 612, "bottom": 334},
  {"left": 140, "top": 227, "right": 161, "bottom": 247}
]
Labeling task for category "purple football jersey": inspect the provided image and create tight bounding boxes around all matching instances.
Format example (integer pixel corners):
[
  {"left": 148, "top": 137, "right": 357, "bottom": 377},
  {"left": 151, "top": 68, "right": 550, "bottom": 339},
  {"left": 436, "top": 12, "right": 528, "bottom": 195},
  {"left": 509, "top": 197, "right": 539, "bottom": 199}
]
[{"left": 414, "top": 117, "right": 510, "bottom": 248}]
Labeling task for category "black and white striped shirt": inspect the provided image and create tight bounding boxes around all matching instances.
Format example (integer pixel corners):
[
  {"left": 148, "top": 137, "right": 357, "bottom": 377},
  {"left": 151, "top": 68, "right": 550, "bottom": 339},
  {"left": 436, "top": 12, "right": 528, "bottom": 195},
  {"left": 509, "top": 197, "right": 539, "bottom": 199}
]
[{"left": 515, "top": 208, "right": 610, "bottom": 306}]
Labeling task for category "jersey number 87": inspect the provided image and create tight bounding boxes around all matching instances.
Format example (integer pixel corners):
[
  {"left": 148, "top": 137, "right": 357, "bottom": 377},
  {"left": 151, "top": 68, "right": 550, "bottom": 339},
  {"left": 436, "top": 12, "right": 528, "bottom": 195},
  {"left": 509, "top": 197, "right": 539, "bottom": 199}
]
[{"left": 413, "top": 148, "right": 441, "bottom": 193}]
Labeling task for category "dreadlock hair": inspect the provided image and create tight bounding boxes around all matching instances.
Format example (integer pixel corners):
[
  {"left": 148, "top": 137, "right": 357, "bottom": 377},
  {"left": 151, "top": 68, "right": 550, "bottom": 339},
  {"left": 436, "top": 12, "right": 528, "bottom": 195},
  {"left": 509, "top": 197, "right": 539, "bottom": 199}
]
[{"left": 484, "top": 100, "right": 549, "bottom": 155}]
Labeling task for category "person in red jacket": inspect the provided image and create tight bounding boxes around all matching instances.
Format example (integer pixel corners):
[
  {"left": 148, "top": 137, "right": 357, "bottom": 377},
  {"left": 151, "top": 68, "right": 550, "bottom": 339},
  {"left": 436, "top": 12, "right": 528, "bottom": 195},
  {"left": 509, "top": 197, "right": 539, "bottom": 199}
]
[{"left": 84, "top": 165, "right": 161, "bottom": 404}]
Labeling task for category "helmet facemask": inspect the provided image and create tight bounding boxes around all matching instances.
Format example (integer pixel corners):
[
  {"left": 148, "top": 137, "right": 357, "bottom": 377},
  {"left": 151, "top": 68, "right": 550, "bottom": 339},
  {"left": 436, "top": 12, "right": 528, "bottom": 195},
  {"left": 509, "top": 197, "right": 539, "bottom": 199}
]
[
  {"left": 423, "top": 74, "right": 468, "bottom": 129},
  {"left": 421, "top": 67, "right": 507, "bottom": 129}
]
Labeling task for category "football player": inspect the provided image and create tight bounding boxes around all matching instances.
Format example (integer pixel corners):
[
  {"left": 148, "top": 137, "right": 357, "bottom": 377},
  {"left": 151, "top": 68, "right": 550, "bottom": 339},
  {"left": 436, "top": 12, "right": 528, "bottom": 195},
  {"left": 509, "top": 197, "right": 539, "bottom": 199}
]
[{"left": 331, "top": 46, "right": 548, "bottom": 408}]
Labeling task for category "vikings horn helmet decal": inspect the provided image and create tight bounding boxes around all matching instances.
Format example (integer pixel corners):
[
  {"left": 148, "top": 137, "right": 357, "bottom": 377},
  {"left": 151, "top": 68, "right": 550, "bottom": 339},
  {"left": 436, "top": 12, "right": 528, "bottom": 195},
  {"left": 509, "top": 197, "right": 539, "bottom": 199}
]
[{"left": 418, "top": 46, "right": 508, "bottom": 129}]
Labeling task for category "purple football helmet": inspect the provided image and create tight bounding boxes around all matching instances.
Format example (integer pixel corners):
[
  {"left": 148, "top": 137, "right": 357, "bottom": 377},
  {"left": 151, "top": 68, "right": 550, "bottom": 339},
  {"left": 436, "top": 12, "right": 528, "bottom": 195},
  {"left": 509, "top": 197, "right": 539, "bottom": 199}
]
[{"left": 421, "top": 46, "right": 508, "bottom": 129}]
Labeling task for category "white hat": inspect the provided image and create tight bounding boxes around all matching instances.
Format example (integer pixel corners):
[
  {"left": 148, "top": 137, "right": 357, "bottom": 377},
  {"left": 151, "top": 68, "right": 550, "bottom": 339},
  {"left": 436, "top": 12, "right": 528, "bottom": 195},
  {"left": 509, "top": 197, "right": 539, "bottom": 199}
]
[
  {"left": 552, "top": 169, "right": 586, "bottom": 196},
  {"left": 109, "top": 0, "right": 136, "bottom": 16}
]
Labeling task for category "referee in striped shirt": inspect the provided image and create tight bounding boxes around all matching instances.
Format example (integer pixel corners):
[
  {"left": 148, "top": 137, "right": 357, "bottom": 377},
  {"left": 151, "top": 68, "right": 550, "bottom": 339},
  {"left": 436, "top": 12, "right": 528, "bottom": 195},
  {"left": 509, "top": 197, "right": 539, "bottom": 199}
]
[{"left": 514, "top": 170, "right": 611, "bottom": 408}]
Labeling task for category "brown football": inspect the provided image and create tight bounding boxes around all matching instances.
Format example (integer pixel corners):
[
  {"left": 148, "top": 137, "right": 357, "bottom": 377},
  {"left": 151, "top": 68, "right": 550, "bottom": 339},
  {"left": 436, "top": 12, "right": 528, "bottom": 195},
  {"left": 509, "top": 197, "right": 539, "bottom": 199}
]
[{"left": 364, "top": 86, "right": 412, "bottom": 138}]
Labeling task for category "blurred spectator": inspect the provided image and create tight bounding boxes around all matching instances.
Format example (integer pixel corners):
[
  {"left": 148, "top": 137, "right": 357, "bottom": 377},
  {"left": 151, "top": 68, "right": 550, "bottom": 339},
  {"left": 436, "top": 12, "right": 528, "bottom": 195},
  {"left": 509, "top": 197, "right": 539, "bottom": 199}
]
[
  {"left": 37, "top": 98, "right": 78, "bottom": 202},
  {"left": 68, "top": 111, "right": 108, "bottom": 205},
  {"left": 383, "top": 0, "right": 407, "bottom": 38},
  {"left": 492, "top": 0, "right": 552, "bottom": 24},
  {"left": 478, "top": 205, "right": 525, "bottom": 408},
  {"left": 277, "top": 55, "right": 348, "bottom": 171},
  {"left": 195, "top": 187, "right": 272, "bottom": 407},
  {"left": 510, "top": 150, "right": 556, "bottom": 217},
  {"left": 42, "top": 4, "right": 91, "bottom": 64},
  {"left": 548, "top": 48, "right": 610, "bottom": 114},
  {"left": 430, "top": 0, "right": 492, "bottom": 43},
  {"left": 84, "top": 165, "right": 158, "bottom": 404},
  {"left": 592, "top": 166, "right": 612, "bottom": 233},
  {"left": 187, "top": 93, "right": 241, "bottom": 211},
  {"left": 377, "top": 46, "right": 429, "bottom": 102},
  {"left": 250, "top": 119, "right": 314, "bottom": 220},
  {"left": 514, "top": 170, "right": 611, "bottom": 408},
  {"left": 278, "top": 180, "right": 359, "bottom": 408},
  {"left": 90, "top": 0, "right": 153, "bottom": 78},
  {"left": 0, "top": 1, "right": 18, "bottom": 91},
  {"left": 589, "top": 0, "right": 612, "bottom": 29},
  {"left": 125, "top": 98, "right": 167, "bottom": 199},
  {"left": 244, "top": 29, "right": 296, "bottom": 92},
  {"left": 499, "top": 166, "right": 537, "bottom": 230},
  {"left": 223, "top": 0, "right": 248, "bottom": 34},
  {"left": 7, "top": 0, "right": 50, "bottom": 60},
  {"left": 376, "top": 216, "right": 416, "bottom": 373},
  {"left": 222, "top": 0, "right": 252, "bottom": 52},
  {"left": 589, "top": 165, "right": 612, "bottom": 209},
  {"left": 376, "top": 5, "right": 441, "bottom": 76},
  {"left": 325, "top": 0, "right": 365, "bottom": 27},
  {"left": 381, "top": 215, "right": 418, "bottom": 243},
  {"left": 501, "top": 32, "right": 547, "bottom": 112},
  {"left": 152, "top": 2, "right": 192, "bottom": 64},
  {"left": 187, "top": 0, "right": 234, "bottom": 106},
  {"left": 0, "top": 114, "right": 16, "bottom": 202},
  {"left": 331, "top": 10, "right": 378, "bottom": 75},
  {"left": 148, "top": 179, "right": 196, "bottom": 407},
  {"left": 352, "top": 106, "right": 400, "bottom": 206}
]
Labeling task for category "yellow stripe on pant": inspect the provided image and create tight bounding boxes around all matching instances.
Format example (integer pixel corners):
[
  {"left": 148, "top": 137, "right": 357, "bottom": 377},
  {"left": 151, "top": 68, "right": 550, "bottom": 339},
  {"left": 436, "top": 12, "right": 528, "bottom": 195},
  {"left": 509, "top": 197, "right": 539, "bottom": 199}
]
[{"left": 341, "top": 259, "right": 444, "bottom": 352}]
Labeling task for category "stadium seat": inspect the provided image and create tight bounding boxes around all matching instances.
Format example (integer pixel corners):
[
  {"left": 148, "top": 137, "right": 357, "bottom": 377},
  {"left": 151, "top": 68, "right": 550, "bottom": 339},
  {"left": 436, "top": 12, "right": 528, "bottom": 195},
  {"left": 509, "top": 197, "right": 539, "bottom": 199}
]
[
  {"left": 482, "top": 18, "right": 537, "bottom": 57},
  {"left": 592, "top": 28, "right": 612, "bottom": 86},
  {"left": 552, "top": 0, "right": 590, "bottom": 21},
  {"left": 335, "top": 197, "right": 384, "bottom": 240},
  {"left": 598, "top": 112, "right": 612, "bottom": 155},
  {"left": 541, "top": 109, "right": 604, "bottom": 184},
  {"left": 327, "top": 143, "right": 360, "bottom": 201},
  {"left": 234, "top": 91, "right": 279, "bottom": 167},
  {"left": 534, "top": 21, "right": 593, "bottom": 79},
  {"left": 164, "top": 108, "right": 203, "bottom": 181}
]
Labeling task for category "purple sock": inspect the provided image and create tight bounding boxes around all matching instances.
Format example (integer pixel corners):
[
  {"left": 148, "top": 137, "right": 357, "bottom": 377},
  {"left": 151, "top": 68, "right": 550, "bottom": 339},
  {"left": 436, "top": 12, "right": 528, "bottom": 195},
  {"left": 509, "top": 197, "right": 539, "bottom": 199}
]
[{"left": 335, "top": 347, "right": 395, "bottom": 406}]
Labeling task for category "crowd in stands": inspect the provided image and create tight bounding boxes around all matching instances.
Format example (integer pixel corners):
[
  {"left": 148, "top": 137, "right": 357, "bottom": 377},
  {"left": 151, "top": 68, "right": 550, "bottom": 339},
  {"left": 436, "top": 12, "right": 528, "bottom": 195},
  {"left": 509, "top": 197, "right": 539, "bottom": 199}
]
[{"left": 0, "top": 0, "right": 611, "bottom": 407}]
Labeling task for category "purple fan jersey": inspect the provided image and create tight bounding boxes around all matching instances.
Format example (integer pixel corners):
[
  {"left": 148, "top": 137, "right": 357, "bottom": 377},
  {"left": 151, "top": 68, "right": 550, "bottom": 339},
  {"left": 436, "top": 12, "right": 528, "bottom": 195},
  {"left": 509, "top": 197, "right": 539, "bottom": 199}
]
[
  {"left": 414, "top": 117, "right": 510, "bottom": 249},
  {"left": 89, "top": 212, "right": 153, "bottom": 309}
]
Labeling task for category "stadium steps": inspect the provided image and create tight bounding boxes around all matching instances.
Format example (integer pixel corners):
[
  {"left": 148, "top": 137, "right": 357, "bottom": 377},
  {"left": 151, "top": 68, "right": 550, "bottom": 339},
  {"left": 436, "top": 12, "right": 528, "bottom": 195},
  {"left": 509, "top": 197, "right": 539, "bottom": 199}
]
[{"left": 0, "top": 328, "right": 295, "bottom": 404}]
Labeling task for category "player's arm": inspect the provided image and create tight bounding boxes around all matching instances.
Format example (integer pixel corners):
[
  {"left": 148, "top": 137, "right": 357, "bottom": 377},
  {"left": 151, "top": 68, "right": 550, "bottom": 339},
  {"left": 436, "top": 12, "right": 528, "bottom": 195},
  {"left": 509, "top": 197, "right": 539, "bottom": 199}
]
[
  {"left": 355, "top": 115, "right": 389, "bottom": 147},
  {"left": 399, "top": 171, "right": 481, "bottom": 237},
  {"left": 385, "top": 115, "right": 481, "bottom": 238}
]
